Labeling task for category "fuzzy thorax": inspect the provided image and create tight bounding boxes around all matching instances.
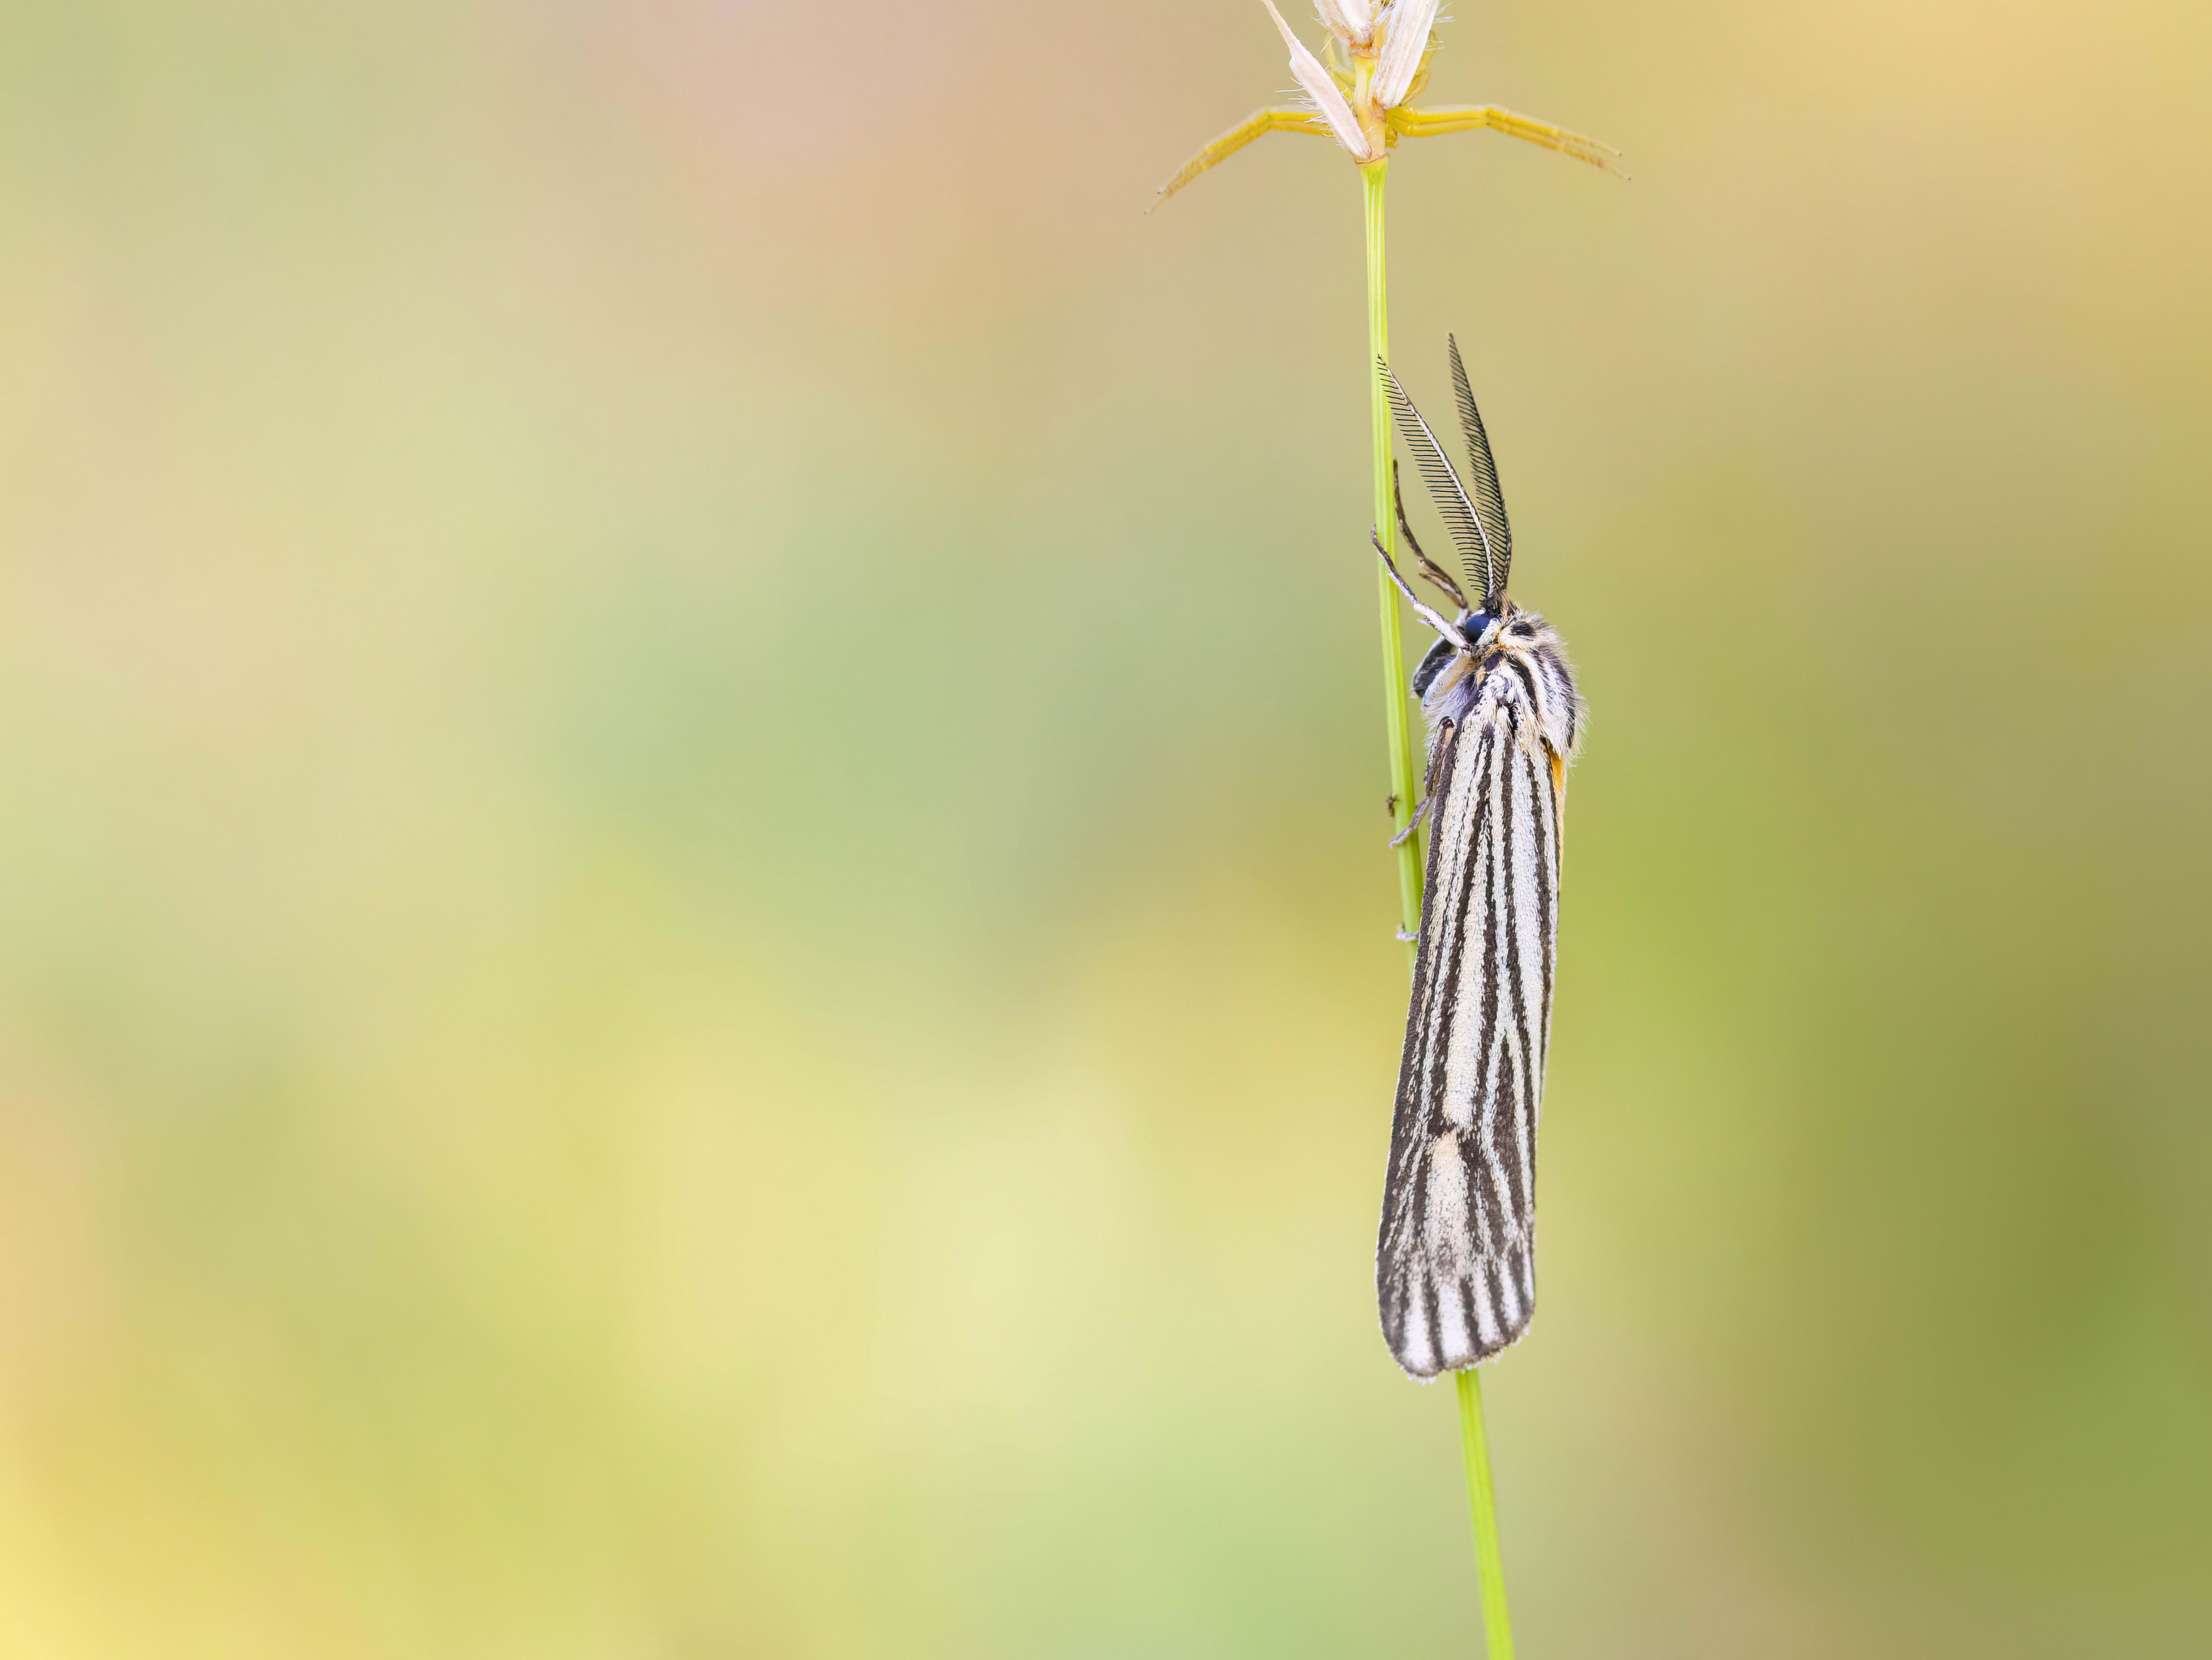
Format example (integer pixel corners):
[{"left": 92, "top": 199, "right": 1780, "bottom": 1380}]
[{"left": 1416, "top": 603, "right": 1583, "bottom": 767}]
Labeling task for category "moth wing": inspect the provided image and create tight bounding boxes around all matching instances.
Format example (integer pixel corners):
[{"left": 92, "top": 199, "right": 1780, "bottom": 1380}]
[{"left": 1377, "top": 682, "right": 1564, "bottom": 1377}]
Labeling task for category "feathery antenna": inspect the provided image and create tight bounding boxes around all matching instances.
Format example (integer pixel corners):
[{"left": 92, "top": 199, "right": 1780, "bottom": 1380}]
[
  {"left": 1446, "top": 336, "right": 1512, "bottom": 605},
  {"left": 1381, "top": 357, "right": 1496, "bottom": 606}
]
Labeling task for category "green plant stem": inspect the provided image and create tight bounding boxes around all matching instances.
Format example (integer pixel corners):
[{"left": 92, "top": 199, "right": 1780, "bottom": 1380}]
[
  {"left": 1363, "top": 161, "right": 1422, "bottom": 959},
  {"left": 1456, "top": 1369, "right": 1516, "bottom": 1660},
  {"left": 1363, "top": 157, "right": 1516, "bottom": 1660}
]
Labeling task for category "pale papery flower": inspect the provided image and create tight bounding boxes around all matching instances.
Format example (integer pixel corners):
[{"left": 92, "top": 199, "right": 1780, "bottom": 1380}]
[
  {"left": 1312, "top": 0, "right": 1374, "bottom": 50},
  {"left": 1259, "top": 0, "right": 1376, "bottom": 160},
  {"left": 1369, "top": 0, "right": 1440, "bottom": 110},
  {"left": 1152, "top": 0, "right": 1623, "bottom": 209}
]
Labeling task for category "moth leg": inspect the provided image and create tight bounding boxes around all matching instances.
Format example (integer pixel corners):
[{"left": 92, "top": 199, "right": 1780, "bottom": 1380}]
[
  {"left": 1387, "top": 103, "right": 1628, "bottom": 178},
  {"left": 1396, "top": 927, "right": 1420, "bottom": 943},
  {"left": 1149, "top": 108, "right": 1332, "bottom": 211},
  {"left": 1395, "top": 714, "right": 1458, "bottom": 849},
  {"left": 1389, "top": 789, "right": 1434, "bottom": 848},
  {"left": 1373, "top": 531, "right": 1470, "bottom": 650},
  {"left": 1394, "top": 460, "right": 1468, "bottom": 611},
  {"left": 1391, "top": 706, "right": 1459, "bottom": 848}
]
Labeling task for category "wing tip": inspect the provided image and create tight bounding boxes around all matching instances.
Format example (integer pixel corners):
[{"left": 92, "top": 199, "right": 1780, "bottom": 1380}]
[
  {"left": 1387, "top": 1323, "right": 1533, "bottom": 1382},
  {"left": 1379, "top": 1260, "right": 1536, "bottom": 1379}
]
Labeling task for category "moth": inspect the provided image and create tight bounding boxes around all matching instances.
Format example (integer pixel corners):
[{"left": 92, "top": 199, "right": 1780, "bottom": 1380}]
[{"left": 1372, "top": 340, "right": 1584, "bottom": 1378}]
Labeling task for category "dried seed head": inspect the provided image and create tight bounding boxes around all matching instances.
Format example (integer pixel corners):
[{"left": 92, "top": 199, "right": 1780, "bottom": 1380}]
[
  {"left": 1371, "top": 0, "right": 1442, "bottom": 111},
  {"left": 1260, "top": 0, "right": 1379, "bottom": 161},
  {"left": 1153, "top": 0, "right": 1621, "bottom": 208},
  {"left": 1313, "top": 0, "right": 1375, "bottom": 49}
]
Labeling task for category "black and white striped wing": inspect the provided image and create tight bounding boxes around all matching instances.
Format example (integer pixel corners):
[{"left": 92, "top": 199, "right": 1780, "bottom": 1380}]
[{"left": 1377, "top": 680, "right": 1565, "bottom": 1377}]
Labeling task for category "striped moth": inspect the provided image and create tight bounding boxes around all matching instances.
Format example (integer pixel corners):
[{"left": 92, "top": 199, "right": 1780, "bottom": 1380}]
[{"left": 1372, "top": 340, "right": 1584, "bottom": 1378}]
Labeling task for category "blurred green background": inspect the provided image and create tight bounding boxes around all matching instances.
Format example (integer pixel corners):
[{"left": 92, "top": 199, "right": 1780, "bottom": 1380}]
[{"left": 2, "top": 0, "right": 2208, "bottom": 1653}]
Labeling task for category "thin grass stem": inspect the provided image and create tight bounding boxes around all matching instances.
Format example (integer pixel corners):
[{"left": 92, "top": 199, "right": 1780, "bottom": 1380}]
[
  {"left": 1456, "top": 1368, "right": 1517, "bottom": 1659},
  {"left": 1363, "top": 161, "right": 1422, "bottom": 957},
  {"left": 1364, "top": 156, "right": 1517, "bottom": 1659}
]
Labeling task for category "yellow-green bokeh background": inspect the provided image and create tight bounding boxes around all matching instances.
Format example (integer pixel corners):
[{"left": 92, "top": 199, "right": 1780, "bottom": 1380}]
[{"left": 3, "top": 0, "right": 2209, "bottom": 1653}]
